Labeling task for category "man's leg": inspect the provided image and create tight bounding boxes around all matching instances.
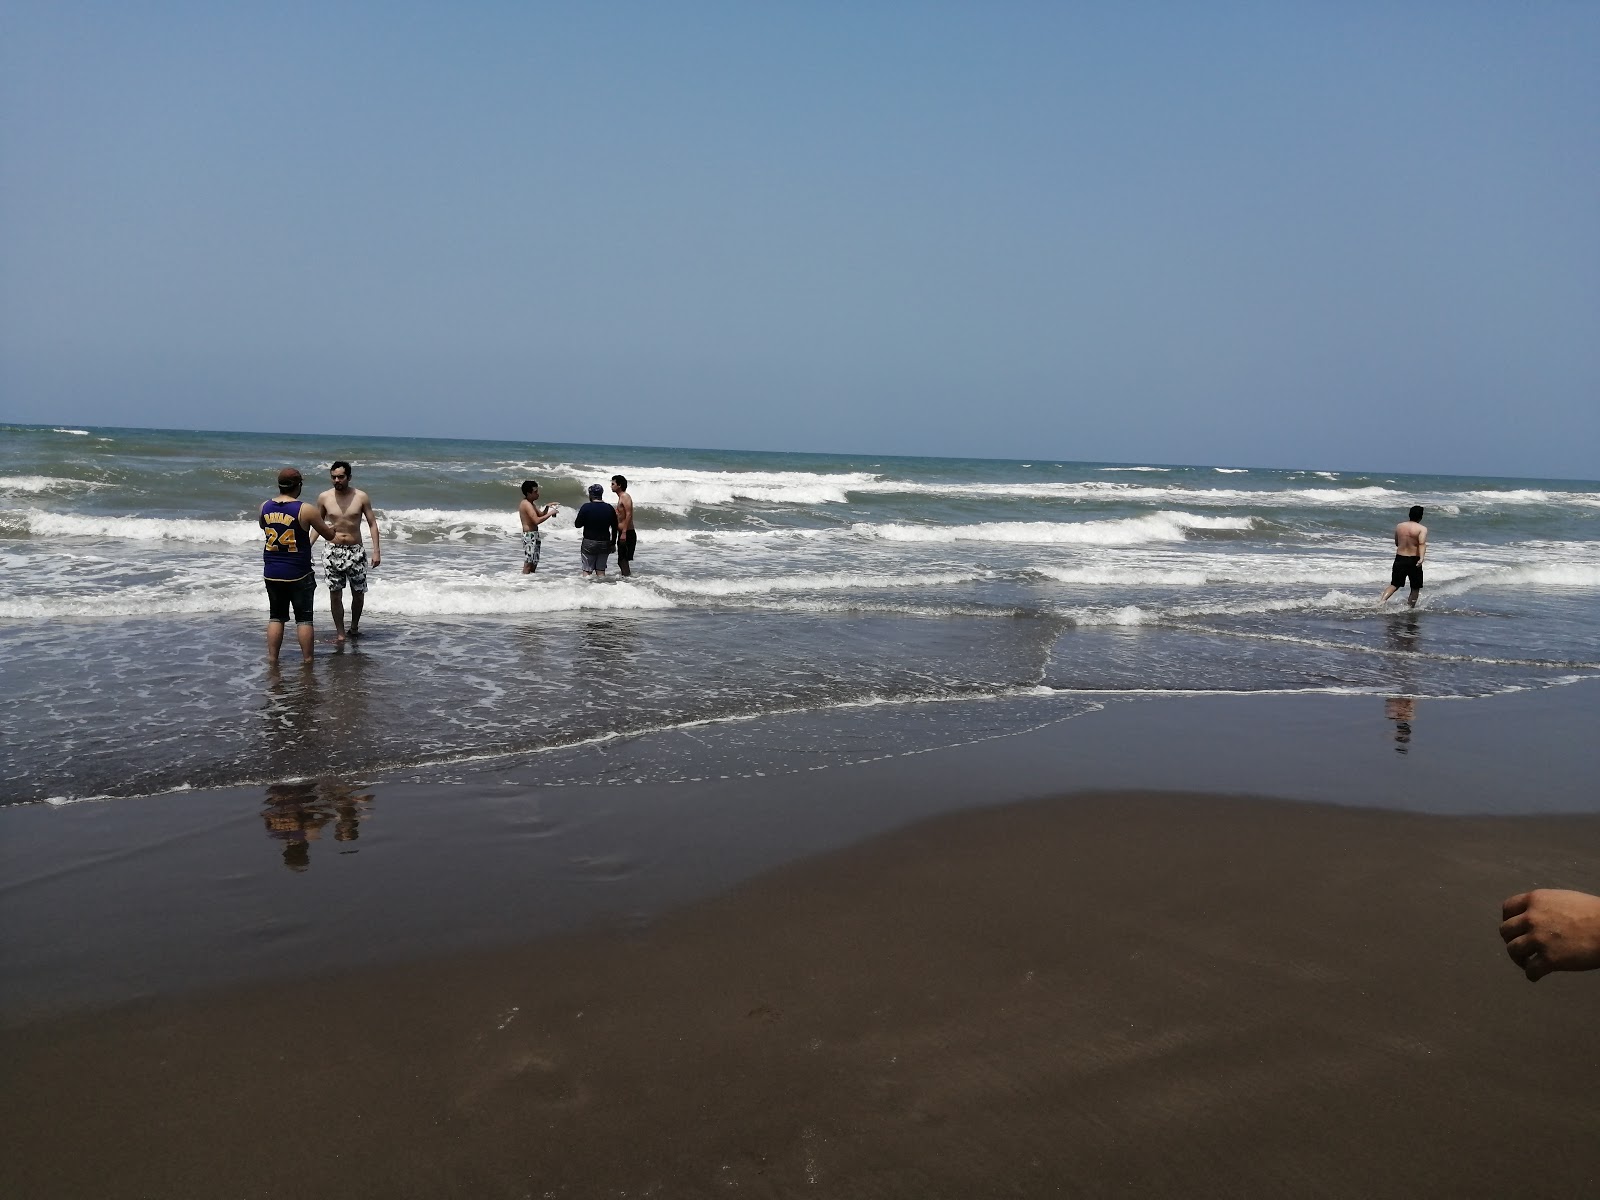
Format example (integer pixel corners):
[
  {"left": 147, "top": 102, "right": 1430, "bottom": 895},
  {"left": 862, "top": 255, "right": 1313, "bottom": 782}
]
[
  {"left": 296, "top": 622, "right": 315, "bottom": 658},
  {"left": 1378, "top": 585, "right": 1397, "bottom": 604},
  {"left": 1407, "top": 587, "right": 1421, "bottom": 608},
  {"left": 330, "top": 587, "right": 347, "bottom": 644},
  {"left": 349, "top": 591, "right": 364, "bottom": 636},
  {"left": 267, "top": 619, "right": 286, "bottom": 663}
]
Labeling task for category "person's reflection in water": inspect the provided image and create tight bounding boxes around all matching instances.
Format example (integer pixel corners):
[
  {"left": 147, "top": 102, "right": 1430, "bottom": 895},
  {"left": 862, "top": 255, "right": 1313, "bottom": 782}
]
[
  {"left": 1384, "top": 696, "right": 1416, "bottom": 754},
  {"left": 261, "top": 779, "right": 375, "bottom": 871},
  {"left": 1383, "top": 611, "right": 1421, "bottom": 754}
]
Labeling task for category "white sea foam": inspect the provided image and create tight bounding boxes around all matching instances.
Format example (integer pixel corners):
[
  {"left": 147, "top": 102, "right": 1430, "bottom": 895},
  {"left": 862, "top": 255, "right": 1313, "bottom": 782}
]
[
  {"left": 19, "top": 511, "right": 262, "bottom": 544},
  {"left": 0, "top": 573, "right": 678, "bottom": 619},
  {"left": 651, "top": 570, "right": 986, "bottom": 597},
  {"left": 854, "top": 511, "right": 1256, "bottom": 546},
  {"left": 1061, "top": 589, "right": 1373, "bottom": 625},
  {"left": 1213, "top": 467, "right": 1249, "bottom": 474},
  {"left": 0, "top": 476, "right": 98, "bottom": 494},
  {"left": 1455, "top": 489, "right": 1600, "bottom": 509},
  {"left": 1433, "top": 563, "right": 1600, "bottom": 592},
  {"left": 1098, "top": 466, "right": 1170, "bottom": 472},
  {"left": 1034, "top": 556, "right": 1389, "bottom": 588},
  {"left": 548, "top": 463, "right": 881, "bottom": 511},
  {"left": 53, "top": 428, "right": 90, "bottom": 436}
]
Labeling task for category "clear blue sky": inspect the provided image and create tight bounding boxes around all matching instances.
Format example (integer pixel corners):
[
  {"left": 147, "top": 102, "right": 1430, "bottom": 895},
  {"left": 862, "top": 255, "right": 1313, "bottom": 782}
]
[{"left": 3, "top": 2, "right": 1596, "bottom": 478}]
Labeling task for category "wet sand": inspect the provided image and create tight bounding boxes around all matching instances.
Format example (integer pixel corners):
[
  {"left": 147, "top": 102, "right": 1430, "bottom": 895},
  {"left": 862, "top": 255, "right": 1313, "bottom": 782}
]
[{"left": 7, "top": 786, "right": 1600, "bottom": 1198}]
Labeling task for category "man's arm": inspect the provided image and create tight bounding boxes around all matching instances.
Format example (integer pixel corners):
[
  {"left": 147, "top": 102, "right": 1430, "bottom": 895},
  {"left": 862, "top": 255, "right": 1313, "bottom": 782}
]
[
  {"left": 1501, "top": 890, "right": 1600, "bottom": 981},
  {"left": 1416, "top": 527, "right": 1426, "bottom": 563},
  {"left": 362, "top": 493, "right": 381, "bottom": 567},
  {"left": 300, "top": 504, "right": 337, "bottom": 542}
]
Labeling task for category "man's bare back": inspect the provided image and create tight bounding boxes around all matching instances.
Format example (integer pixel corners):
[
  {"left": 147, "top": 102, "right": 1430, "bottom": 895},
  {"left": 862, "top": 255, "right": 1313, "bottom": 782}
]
[
  {"left": 1393, "top": 520, "right": 1426, "bottom": 557},
  {"left": 1378, "top": 506, "right": 1428, "bottom": 607}
]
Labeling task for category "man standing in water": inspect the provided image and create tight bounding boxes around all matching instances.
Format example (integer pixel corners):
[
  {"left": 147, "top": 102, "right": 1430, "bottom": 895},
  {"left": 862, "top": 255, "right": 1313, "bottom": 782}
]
[
  {"left": 261, "top": 468, "right": 338, "bottom": 664},
  {"left": 1378, "top": 505, "right": 1428, "bottom": 608},
  {"left": 611, "top": 474, "right": 636, "bottom": 577},
  {"left": 574, "top": 483, "right": 619, "bottom": 576},
  {"left": 316, "top": 460, "right": 382, "bottom": 643},
  {"left": 518, "top": 479, "right": 560, "bottom": 573}
]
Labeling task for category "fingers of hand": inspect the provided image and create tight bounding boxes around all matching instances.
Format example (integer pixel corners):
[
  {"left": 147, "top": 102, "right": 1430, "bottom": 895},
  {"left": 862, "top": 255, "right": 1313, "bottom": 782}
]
[
  {"left": 1502, "top": 893, "right": 1531, "bottom": 920},
  {"left": 1504, "top": 934, "right": 1542, "bottom": 972},
  {"left": 1499, "top": 913, "right": 1532, "bottom": 944}
]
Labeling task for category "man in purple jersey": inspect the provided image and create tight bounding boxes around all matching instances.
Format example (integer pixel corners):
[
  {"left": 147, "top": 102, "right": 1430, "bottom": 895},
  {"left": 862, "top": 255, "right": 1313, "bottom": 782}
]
[{"left": 261, "top": 468, "right": 337, "bottom": 664}]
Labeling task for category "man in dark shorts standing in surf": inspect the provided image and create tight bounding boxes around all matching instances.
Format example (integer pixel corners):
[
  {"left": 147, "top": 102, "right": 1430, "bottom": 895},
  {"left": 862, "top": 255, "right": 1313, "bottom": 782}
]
[
  {"left": 1378, "top": 505, "right": 1428, "bottom": 608},
  {"left": 261, "top": 468, "right": 338, "bottom": 664},
  {"left": 611, "top": 474, "right": 636, "bottom": 577}
]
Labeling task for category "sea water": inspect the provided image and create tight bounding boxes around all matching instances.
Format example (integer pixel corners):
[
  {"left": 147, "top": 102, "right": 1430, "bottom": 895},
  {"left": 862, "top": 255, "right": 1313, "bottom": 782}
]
[{"left": 2, "top": 423, "right": 1597, "bottom": 804}]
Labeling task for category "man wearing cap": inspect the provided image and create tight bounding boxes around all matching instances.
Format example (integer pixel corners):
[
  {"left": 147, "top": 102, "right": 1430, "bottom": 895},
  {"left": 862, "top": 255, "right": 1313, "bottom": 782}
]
[
  {"left": 260, "top": 468, "right": 338, "bottom": 663},
  {"left": 573, "top": 483, "right": 619, "bottom": 576}
]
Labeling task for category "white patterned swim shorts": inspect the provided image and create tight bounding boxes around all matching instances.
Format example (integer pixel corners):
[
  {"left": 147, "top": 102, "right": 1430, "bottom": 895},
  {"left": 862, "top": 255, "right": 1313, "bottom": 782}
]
[
  {"left": 522, "top": 529, "right": 542, "bottom": 567},
  {"left": 325, "top": 544, "right": 368, "bottom": 593}
]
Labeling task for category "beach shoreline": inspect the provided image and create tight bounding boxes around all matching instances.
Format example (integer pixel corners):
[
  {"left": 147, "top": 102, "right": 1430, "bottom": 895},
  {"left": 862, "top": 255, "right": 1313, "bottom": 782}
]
[
  {"left": 5, "top": 685, "right": 1600, "bottom": 1195},
  {"left": 7, "top": 783, "right": 1600, "bottom": 1197}
]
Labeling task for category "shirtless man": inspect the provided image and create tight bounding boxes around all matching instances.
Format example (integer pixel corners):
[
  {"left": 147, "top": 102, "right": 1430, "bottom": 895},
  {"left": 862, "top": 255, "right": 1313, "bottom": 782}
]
[
  {"left": 316, "top": 460, "right": 382, "bottom": 643},
  {"left": 611, "top": 474, "right": 636, "bottom": 577},
  {"left": 518, "top": 479, "right": 560, "bottom": 573},
  {"left": 1378, "top": 505, "right": 1427, "bottom": 608}
]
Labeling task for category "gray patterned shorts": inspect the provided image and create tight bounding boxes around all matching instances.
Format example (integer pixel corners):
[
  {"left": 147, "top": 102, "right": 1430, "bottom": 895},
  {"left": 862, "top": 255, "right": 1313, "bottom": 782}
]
[
  {"left": 522, "top": 529, "right": 542, "bottom": 567},
  {"left": 325, "top": 544, "right": 368, "bottom": 593}
]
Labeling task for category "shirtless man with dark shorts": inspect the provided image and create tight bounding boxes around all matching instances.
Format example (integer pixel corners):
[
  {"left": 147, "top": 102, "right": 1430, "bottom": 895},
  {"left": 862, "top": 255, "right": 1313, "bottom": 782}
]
[
  {"left": 611, "top": 474, "right": 636, "bottom": 577},
  {"left": 316, "top": 460, "right": 382, "bottom": 643},
  {"left": 1378, "top": 505, "right": 1427, "bottom": 608}
]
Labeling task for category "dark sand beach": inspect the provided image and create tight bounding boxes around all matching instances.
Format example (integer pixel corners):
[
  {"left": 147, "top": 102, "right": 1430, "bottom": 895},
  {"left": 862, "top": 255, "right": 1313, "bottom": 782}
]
[{"left": 4, "top": 687, "right": 1600, "bottom": 1197}]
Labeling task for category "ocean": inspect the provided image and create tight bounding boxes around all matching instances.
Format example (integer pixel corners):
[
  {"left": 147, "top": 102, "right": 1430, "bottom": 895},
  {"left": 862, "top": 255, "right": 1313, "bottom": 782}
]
[{"left": 3, "top": 423, "right": 1597, "bottom": 805}]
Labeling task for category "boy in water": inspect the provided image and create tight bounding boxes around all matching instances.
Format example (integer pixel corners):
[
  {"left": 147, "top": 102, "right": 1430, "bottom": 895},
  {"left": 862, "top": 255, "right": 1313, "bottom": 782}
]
[
  {"left": 1378, "top": 505, "right": 1428, "bottom": 607},
  {"left": 518, "top": 480, "right": 560, "bottom": 574}
]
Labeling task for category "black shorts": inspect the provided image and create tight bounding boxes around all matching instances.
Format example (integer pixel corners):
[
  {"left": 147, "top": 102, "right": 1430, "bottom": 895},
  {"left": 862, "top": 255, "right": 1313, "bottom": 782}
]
[
  {"left": 266, "top": 576, "right": 316, "bottom": 624},
  {"left": 616, "top": 529, "right": 637, "bottom": 563},
  {"left": 1390, "top": 555, "right": 1424, "bottom": 590}
]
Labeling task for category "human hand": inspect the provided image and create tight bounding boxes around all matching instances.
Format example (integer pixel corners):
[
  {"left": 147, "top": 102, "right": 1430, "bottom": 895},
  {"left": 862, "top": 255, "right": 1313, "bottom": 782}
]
[
  {"left": 370, "top": 552, "right": 382, "bottom": 569},
  {"left": 1500, "top": 889, "right": 1600, "bottom": 981}
]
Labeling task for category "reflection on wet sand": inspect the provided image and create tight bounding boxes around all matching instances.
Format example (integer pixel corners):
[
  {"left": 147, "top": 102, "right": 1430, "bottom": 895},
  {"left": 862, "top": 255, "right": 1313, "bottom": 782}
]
[
  {"left": 1384, "top": 696, "right": 1416, "bottom": 754},
  {"left": 259, "top": 654, "right": 376, "bottom": 776},
  {"left": 1384, "top": 611, "right": 1421, "bottom": 753},
  {"left": 261, "top": 780, "right": 375, "bottom": 871}
]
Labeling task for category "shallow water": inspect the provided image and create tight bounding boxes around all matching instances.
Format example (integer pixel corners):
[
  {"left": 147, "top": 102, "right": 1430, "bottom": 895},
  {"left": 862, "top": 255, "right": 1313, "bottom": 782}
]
[{"left": 3, "top": 423, "right": 1597, "bottom": 803}]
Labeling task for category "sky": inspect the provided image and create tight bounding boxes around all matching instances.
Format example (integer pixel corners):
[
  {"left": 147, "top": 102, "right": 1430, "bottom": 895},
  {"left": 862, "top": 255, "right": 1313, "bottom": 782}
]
[{"left": 2, "top": 2, "right": 1596, "bottom": 479}]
